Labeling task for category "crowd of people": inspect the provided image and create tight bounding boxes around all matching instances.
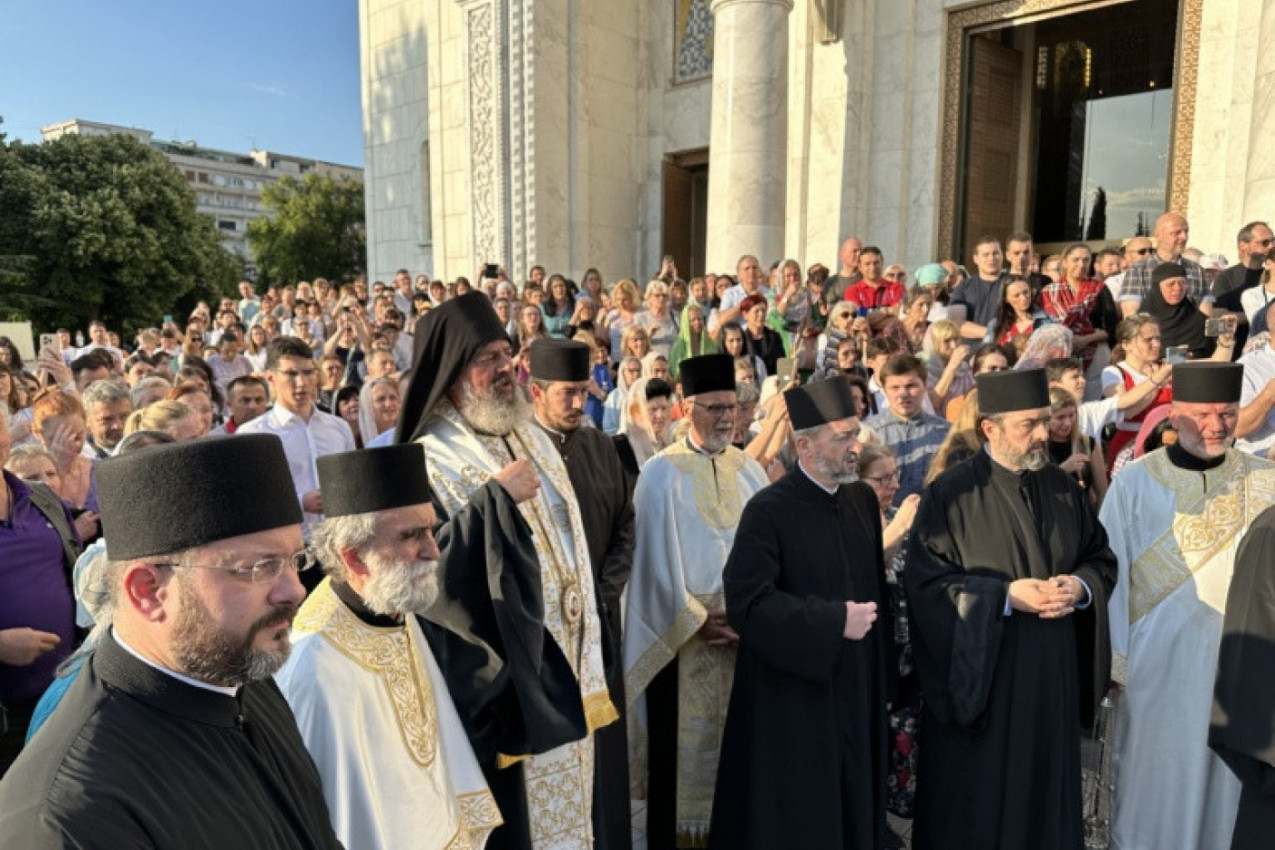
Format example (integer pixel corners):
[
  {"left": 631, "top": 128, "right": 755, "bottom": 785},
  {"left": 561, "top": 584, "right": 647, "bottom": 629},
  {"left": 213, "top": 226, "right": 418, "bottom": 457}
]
[{"left": 3, "top": 210, "right": 1275, "bottom": 849}]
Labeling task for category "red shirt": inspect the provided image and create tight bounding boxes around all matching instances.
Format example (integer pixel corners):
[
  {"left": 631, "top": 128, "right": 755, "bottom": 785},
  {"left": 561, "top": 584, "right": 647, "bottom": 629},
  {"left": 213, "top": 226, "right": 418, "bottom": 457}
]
[{"left": 843, "top": 279, "right": 905, "bottom": 310}]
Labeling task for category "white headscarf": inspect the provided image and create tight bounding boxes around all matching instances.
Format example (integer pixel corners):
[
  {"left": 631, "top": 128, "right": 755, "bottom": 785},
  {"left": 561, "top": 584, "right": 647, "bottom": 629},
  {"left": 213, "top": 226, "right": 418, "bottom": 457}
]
[
  {"left": 358, "top": 376, "right": 399, "bottom": 443},
  {"left": 619, "top": 377, "right": 671, "bottom": 468}
]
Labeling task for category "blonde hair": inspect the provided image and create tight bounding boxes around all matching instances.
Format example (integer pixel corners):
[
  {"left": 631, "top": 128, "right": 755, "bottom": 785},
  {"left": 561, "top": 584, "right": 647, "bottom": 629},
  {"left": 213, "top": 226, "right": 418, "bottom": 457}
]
[
  {"left": 124, "top": 400, "right": 194, "bottom": 437},
  {"left": 928, "top": 319, "right": 960, "bottom": 355},
  {"left": 926, "top": 388, "right": 981, "bottom": 484},
  {"left": 611, "top": 279, "right": 641, "bottom": 309}
]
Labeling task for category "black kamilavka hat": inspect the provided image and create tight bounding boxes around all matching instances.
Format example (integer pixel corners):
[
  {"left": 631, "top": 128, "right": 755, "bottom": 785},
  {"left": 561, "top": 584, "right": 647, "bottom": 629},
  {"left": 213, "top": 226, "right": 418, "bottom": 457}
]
[
  {"left": 976, "top": 368, "right": 1051, "bottom": 414},
  {"left": 317, "top": 444, "right": 434, "bottom": 517},
  {"left": 1172, "top": 362, "right": 1243, "bottom": 403},
  {"left": 679, "top": 353, "right": 736, "bottom": 397},
  {"left": 99, "top": 434, "right": 303, "bottom": 561},
  {"left": 528, "top": 339, "right": 591, "bottom": 382},
  {"left": 785, "top": 375, "right": 859, "bottom": 430}
]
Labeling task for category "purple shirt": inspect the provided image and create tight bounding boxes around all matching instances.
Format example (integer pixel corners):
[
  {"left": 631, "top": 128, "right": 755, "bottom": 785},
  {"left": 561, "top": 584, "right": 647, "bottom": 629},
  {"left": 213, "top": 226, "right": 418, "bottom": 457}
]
[{"left": 0, "top": 471, "right": 77, "bottom": 702}]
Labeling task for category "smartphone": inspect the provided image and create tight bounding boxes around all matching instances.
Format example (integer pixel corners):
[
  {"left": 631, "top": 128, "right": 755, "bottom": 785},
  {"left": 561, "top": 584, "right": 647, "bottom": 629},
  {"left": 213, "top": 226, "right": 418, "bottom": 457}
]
[
  {"left": 163, "top": 314, "right": 173, "bottom": 326},
  {"left": 39, "top": 333, "right": 61, "bottom": 355},
  {"left": 1165, "top": 345, "right": 1189, "bottom": 365},
  {"left": 483, "top": 263, "right": 499, "bottom": 279},
  {"left": 1204, "top": 315, "right": 1237, "bottom": 337},
  {"left": 776, "top": 357, "right": 796, "bottom": 386}
]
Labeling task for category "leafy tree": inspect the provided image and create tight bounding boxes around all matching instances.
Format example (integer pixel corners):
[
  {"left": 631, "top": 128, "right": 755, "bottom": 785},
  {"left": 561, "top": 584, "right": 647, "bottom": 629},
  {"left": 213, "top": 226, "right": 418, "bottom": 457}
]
[
  {"left": 1135, "top": 210, "right": 1148, "bottom": 237},
  {"left": 0, "top": 132, "right": 240, "bottom": 334},
  {"left": 1085, "top": 186, "right": 1107, "bottom": 241},
  {"left": 247, "top": 173, "right": 365, "bottom": 286}
]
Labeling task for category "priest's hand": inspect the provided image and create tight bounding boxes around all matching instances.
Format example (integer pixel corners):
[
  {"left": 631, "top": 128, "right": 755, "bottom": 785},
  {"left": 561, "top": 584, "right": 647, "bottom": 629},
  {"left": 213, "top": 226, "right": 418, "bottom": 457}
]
[
  {"left": 843, "top": 601, "right": 878, "bottom": 640},
  {"left": 1007, "top": 578, "right": 1062, "bottom": 615},
  {"left": 493, "top": 459, "right": 541, "bottom": 503},
  {"left": 699, "top": 610, "right": 740, "bottom": 647},
  {"left": 302, "top": 489, "right": 324, "bottom": 514},
  {"left": 0, "top": 627, "right": 62, "bottom": 666},
  {"left": 1038, "top": 575, "right": 1084, "bottom": 619}
]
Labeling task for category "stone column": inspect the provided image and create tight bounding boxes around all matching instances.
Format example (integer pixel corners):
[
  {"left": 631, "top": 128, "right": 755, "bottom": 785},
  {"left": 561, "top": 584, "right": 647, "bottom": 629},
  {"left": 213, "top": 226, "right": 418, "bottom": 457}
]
[{"left": 704, "top": 0, "right": 794, "bottom": 273}]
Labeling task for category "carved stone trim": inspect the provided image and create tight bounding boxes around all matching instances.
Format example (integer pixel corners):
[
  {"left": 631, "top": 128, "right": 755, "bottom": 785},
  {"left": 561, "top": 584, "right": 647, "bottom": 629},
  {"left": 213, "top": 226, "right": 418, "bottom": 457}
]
[
  {"left": 508, "top": 0, "right": 533, "bottom": 284},
  {"left": 937, "top": 0, "right": 1203, "bottom": 256},
  {"left": 462, "top": 0, "right": 507, "bottom": 269}
]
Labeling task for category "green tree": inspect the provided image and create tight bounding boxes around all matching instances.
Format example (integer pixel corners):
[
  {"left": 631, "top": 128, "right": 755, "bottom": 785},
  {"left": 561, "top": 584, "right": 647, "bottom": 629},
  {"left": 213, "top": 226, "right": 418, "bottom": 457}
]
[
  {"left": 1085, "top": 186, "right": 1107, "bottom": 241},
  {"left": 0, "top": 132, "right": 240, "bottom": 334},
  {"left": 247, "top": 173, "right": 365, "bottom": 286}
]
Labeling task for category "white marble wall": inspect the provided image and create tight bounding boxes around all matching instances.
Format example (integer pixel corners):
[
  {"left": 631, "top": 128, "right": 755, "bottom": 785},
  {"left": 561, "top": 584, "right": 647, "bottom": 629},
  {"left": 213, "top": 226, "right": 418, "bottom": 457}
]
[{"left": 359, "top": 0, "right": 433, "bottom": 283}]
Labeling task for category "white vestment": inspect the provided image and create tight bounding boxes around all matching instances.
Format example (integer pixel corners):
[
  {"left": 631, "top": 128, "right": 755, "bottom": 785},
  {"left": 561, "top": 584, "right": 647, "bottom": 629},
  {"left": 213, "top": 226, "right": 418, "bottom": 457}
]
[
  {"left": 276, "top": 579, "right": 502, "bottom": 850},
  {"left": 623, "top": 439, "right": 768, "bottom": 845},
  {"left": 1101, "top": 449, "right": 1275, "bottom": 850},
  {"left": 419, "top": 399, "right": 617, "bottom": 850}
]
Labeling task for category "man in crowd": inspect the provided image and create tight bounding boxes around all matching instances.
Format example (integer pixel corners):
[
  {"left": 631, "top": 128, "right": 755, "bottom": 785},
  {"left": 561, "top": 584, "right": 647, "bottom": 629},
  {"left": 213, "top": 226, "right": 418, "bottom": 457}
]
[
  {"left": 237, "top": 279, "right": 260, "bottom": 325},
  {"left": 527, "top": 338, "right": 635, "bottom": 848},
  {"left": 276, "top": 443, "right": 502, "bottom": 849},
  {"left": 397, "top": 291, "right": 621, "bottom": 848},
  {"left": 710, "top": 375, "right": 890, "bottom": 848},
  {"left": 0, "top": 434, "right": 341, "bottom": 847},
  {"left": 1092, "top": 247, "right": 1124, "bottom": 283},
  {"left": 122, "top": 353, "right": 157, "bottom": 387},
  {"left": 1102, "top": 362, "right": 1275, "bottom": 849},
  {"left": 624, "top": 353, "right": 769, "bottom": 848},
  {"left": 206, "top": 332, "right": 253, "bottom": 396},
  {"left": 70, "top": 350, "right": 113, "bottom": 391},
  {"left": 213, "top": 375, "right": 270, "bottom": 436},
  {"left": 1236, "top": 301, "right": 1275, "bottom": 455},
  {"left": 1005, "top": 231, "right": 1049, "bottom": 295},
  {"left": 952, "top": 235, "right": 1007, "bottom": 340},
  {"left": 1213, "top": 222, "right": 1274, "bottom": 341},
  {"left": 905, "top": 368, "right": 1116, "bottom": 850},
  {"left": 81, "top": 380, "right": 132, "bottom": 459},
  {"left": 238, "top": 337, "right": 355, "bottom": 537},
  {"left": 1119, "top": 212, "right": 1212, "bottom": 317},
  {"left": 828, "top": 236, "right": 864, "bottom": 306},
  {"left": 1103, "top": 236, "right": 1154, "bottom": 302},
  {"left": 710, "top": 255, "right": 772, "bottom": 336},
  {"left": 75, "top": 320, "right": 124, "bottom": 367},
  {"left": 864, "top": 354, "right": 951, "bottom": 503},
  {"left": 844, "top": 246, "right": 905, "bottom": 317}
]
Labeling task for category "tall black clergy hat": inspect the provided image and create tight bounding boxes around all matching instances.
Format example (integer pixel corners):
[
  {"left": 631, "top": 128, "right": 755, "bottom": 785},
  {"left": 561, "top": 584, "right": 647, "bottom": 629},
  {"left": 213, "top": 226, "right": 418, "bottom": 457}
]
[
  {"left": 976, "top": 368, "right": 1051, "bottom": 415},
  {"left": 1172, "top": 362, "right": 1244, "bottom": 403},
  {"left": 396, "top": 291, "right": 510, "bottom": 443},
  {"left": 785, "top": 375, "right": 859, "bottom": 430},
  {"left": 679, "top": 353, "right": 736, "bottom": 397},
  {"left": 528, "top": 339, "right": 591, "bottom": 382},
  {"left": 98, "top": 434, "right": 303, "bottom": 561},
  {"left": 317, "top": 444, "right": 434, "bottom": 517}
]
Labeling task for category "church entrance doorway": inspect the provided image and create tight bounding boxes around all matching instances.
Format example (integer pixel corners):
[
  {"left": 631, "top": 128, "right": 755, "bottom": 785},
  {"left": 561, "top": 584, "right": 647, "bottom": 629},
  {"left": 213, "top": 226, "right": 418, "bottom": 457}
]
[{"left": 663, "top": 149, "right": 709, "bottom": 278}]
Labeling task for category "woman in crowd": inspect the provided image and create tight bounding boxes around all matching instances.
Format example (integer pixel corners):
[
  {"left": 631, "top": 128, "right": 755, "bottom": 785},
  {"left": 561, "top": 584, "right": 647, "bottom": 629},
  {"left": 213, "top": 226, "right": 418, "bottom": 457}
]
[
  {"left": 541, "top": 275, "right": 576, "bottom": 339},
  {"left": 897, "top": 288, "right": 934, "bottom": 354},
  {"left": 1140, "top": 264, "right": 1236, "bottom": 360},
  {"left": 990, "top": 275, "right": 1052, "bottom": 348},
  {"left": 641, "top": 351, "right": 671, "bottom": 383},
  {"left": 734, "top": 357, "right": 760, "bottom": 391},
  {"left": 741, "top": 294, "right": 786, "bottom": 376},
  {"left": 944, "top": 343, "right": 1011, "bottom": 422},
  {"left": 847, "top": 373, "right": 877, "bottom": 420},
  {"left": 920, "top": 319, "right": 973, "bottom": 410},
  {"left": 564, "top": 296, "right": 602, "bottom": 345},
  {"left": 669, "top": 303, "right": 718, "bottom": 379},
  {"left": 516, "top": 302, "right": 549, "bottom": 353},
  {"left": 926, "top": 388, "right": 982, "bottom": 485},
  {"left": 856, "top": 442, "right": 922, "bottom": 829},
  {"left": 637, "top": 279, "right": 678, "bottom": 356},
  {"left": 0, "top": 337, "right": 25, "bottom": 373},
  {"left": 1039, "top": 245, "right": 1108, "bottom": 372},
  {"left": 581, "top": 267, "right": 610, "bottom": 311},
  {"left": 357, "top": 376, "right": 401, "bottom": 445},
  {"left": 1014, "top": 323, "right": 1074, "bottom": 371},
  {"left": 816, "top": 301, "right": 860, "bottom": 375},
  {"left": 722, "top": 321, "right": 768, "bottom": 383},
  {"left": 334, "top": 385, "right": 364, "bottom": 449},
  {"left": 0, "top": 365, "right": 32, "bottom": 446},
  {"left": 602, "top": 356, "right": 643, "bottom": 435},
  {"left": 244, "top": 325, "right": 270, "bottom": 373},
  {"left": 1101, "top": 314, "right": 1175, "bottom": 466},
  {"left": 166, "top": 382, "right": 215, "bottom": 437},
  {"left": 1047, "top": 387, "right": 1107, "bottom": 508},
  {"left": 31, "top": 390, "right": 100, "bottom": 541},
  {"left": 124, "top": 401, "right": 202, "bottom": 440},
  {"left": 604, "top": 278, "right": 643, "bottom": 361},
  {"left": 619, "top": 324, "right": 652, "bottom": 363},
  {"left": 613, "top": 376, "right": 674, "bottom": 479},
  {"left": 175, "top": 358, "right": 225, "bottom": 421}
]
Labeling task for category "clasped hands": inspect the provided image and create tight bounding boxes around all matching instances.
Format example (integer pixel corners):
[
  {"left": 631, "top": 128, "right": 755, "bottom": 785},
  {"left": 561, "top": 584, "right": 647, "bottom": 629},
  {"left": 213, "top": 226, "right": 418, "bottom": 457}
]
[{"left": 1008, "top": 575, "right": 1084, "bottom": 619}]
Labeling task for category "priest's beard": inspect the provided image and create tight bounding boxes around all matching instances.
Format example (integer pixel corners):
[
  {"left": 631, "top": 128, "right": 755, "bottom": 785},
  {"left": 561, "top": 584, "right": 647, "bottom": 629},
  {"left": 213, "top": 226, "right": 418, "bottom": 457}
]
[
  {"left": 361, "top": 549, "right": 441, "bottom": 616},
  {"left": 810, "top": 445, "right": 860, "bottom": 484},
  {"left": 457, "top": 376, "right": 530, "bottom": 436},
  {"left": 994, "top": 434, "right": 1049, "bottom": 471},
  {"left": 170, "top": 575, "right": 299, "bottom": 686}
]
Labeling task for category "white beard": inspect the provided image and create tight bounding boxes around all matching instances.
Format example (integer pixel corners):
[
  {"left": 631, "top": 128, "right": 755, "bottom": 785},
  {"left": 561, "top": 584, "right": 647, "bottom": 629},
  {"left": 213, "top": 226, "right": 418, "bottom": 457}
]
[
  {"left": 457, "top": 378, "right": 530, "bottom": 436},
  {"left": 361, "top": 550, "right": 441, "bottom": 616}
]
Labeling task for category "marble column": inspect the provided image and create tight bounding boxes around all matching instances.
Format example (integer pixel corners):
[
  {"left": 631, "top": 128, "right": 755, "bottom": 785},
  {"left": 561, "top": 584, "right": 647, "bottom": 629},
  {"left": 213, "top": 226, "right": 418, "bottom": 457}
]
[{"left": 704, "top": 0, "right": 794, "bottom": 273}]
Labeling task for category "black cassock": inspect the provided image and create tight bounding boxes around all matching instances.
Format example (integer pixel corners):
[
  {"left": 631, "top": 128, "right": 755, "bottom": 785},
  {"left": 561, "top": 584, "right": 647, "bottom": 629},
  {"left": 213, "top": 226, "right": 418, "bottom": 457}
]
[
  {"left": 904, "top": 450, "right": 1116, "bottom": 850},
  {"left": 538, "top": 421, "right": 635, "bottom": 850},
  {"left": 0, "top": 633, "right": 341, "bottom": 849},
  {"left": 1211, "top": 504, "right": 1275, "bottom": 850},
  {"left": 708, "top": 470, "right": 891, "bottom": 849}
]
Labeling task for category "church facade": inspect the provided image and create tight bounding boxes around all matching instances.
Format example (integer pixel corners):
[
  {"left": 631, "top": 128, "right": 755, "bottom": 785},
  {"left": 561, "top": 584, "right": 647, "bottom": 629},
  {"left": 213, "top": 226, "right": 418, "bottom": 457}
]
[{"left": 359, "top": 0, "right": 1268, "bottom": 284}]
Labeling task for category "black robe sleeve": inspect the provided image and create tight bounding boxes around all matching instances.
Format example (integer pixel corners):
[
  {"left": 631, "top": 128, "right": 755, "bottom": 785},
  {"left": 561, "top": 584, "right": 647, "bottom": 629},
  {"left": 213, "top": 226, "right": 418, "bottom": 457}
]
[
  {"left": 724, "top": 494, "right": 849, "bottom": 683},
  {"left": 419, "top": 480, "right": 586, "bottom": 763},
  {"left": 903, "top": 482, "right": 1008, "bottom": 730},
  {"left": 1211, "top": 512, "right": 1275, "bottom": 849}
]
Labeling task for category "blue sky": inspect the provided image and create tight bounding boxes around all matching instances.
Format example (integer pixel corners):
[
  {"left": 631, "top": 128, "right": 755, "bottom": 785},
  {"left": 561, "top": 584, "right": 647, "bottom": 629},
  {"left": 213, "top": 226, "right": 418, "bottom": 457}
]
[{"left": 0, "top": 0, "right": 364, "bottom": 166}]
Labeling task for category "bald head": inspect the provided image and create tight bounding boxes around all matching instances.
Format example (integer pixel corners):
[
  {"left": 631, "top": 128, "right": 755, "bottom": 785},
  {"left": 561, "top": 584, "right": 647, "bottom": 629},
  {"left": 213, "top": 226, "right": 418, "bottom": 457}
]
[{"left": 1154, "top": 214, "right": 1189, "bottom": 260}]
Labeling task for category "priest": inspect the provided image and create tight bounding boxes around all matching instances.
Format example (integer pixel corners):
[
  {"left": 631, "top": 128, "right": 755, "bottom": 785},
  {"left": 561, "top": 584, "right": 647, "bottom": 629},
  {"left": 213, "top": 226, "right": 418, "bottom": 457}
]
[
  {"left": 527, "top": 338, "right": 634, "bottom": 850},
  {"left": 0, "top": 435, "right": 341, "bottom": 848},
  {"left": 1212, "top": 503, "right": 1275, "bottom": 850},
  {"left": 904, "top": 368, "right": 1117, "bottom": 850},
  {"left": 396, "top": 291, "right": 620, "bottom": 849},
  {"left": 276, "top": 443, "right": 503, "bottom": 849},
  {"left": 623, "top": 353, "right": 769, "bottom": 848},
  {"left": 709, "top": 375, "right": 891, "bottom": 849},
  {"left": 1102, "top": 362, "right": 1275, "bottom": 850}
]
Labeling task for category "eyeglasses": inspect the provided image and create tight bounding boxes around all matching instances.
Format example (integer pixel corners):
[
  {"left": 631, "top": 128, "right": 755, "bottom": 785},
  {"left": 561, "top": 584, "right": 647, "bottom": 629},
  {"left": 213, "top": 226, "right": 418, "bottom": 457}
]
[
  {"left": 884, "top": 272, "right": 906, "bottom": 281},
  {"left": 692, "top": 402, "right": 738, "bottom": 418},
  {"left": 862, "top": 470, "right": 900, "bottom": 485},
  {"left": 1131, "top": 248, "right": 1153, "bottom": 256},
  {"left": 153, "top": 549, "right": 318, "bottom": 583}
]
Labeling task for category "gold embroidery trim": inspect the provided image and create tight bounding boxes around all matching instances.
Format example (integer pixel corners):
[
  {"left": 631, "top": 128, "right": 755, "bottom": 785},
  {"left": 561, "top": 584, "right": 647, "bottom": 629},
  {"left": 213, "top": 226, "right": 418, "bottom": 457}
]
[
  {"left": 625, "top": 596, "right": 709, "bottom": 706},
  {"left": 664, "top": 442, "right": 750, "bottom": 530}
]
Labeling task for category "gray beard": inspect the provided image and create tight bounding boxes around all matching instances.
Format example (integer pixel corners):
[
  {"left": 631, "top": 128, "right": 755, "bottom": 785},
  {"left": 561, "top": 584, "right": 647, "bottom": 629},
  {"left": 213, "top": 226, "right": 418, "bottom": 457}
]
[
  {"left": 361, "top": 550, "right": 441, "bottom": 616},
  {"left": 457, "top": 379, "right": 530, "bottom": 436},
  {"left": 811, "top": 450, "right": 860, "bottom": 484},
  {"left": 170, "top": 575, "right": 296, "bottom": 686}
]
